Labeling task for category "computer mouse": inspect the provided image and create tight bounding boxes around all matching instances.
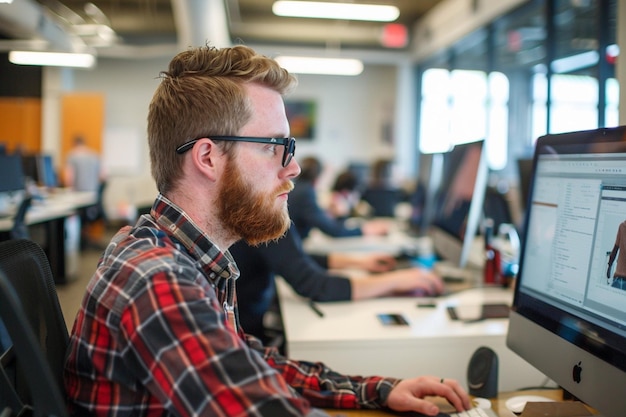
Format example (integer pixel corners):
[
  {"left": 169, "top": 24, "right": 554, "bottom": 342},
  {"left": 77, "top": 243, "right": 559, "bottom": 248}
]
[
  {"left": 504, "top": 395, "right": 554, "bottom": 414},
  {"left": 472, "top": 397, "right": 492, "bottom": 409}
]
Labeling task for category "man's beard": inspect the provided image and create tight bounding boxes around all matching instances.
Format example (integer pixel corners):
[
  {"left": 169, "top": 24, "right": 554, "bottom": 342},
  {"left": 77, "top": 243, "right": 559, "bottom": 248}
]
[{"left": 217, "top": 160, "right": 292, "bottom": 246}]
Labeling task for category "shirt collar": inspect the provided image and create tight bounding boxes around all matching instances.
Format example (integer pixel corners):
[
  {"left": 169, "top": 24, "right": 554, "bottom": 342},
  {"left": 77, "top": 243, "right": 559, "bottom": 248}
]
[{"left": 150, "top": 193, "right": 237, "bottom": 281}]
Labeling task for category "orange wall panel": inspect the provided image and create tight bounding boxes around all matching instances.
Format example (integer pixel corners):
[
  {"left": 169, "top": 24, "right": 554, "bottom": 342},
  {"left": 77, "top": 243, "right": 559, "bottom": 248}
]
[
  {"left": 60, "top": 93, "right": 104, "bottom": 166},
  {"left": 0, "top": 97, "right": 42, "bottom": 153}
]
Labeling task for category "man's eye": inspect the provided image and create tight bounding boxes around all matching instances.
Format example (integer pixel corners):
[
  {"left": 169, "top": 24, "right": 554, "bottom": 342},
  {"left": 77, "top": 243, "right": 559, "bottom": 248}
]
[{"left": 268, "top": 145, "right": 279, "bottom": 154}]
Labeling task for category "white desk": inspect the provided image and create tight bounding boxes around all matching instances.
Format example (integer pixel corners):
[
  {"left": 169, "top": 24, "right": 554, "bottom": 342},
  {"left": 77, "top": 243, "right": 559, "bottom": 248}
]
[
  {"left": 276, "top": 278, "right": 549, "bottom": 392},
  {"left": 0, "top": 190, "right": 97, "bottom": 283},
  {"left": 0, "top": 190, "right": 96, "bottom": 230},
  {"left": 303, "top": 226, "right": 487, "bottom": 283},
  {"left": 303, "top": 225, "right": 423, "bottom": 257}
]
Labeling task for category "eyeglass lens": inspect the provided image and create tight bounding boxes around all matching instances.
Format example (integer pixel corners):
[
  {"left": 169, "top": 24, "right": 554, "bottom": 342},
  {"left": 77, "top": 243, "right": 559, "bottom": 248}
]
[{"left": 283, "top": 138, "right": 295, "bottom": 167}]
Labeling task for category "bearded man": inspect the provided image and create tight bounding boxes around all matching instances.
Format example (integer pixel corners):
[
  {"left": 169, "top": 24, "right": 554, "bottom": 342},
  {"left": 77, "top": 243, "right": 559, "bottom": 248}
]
[{"left": 64, "top": 45, "right": 470, "bottom": 417}]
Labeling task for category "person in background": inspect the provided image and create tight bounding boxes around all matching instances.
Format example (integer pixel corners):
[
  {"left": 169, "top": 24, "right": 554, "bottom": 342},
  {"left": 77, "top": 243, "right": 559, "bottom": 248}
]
[
  {"left": 64, "top": 135, "right": 105, "bottom": 193},
  {"left": 64, "top": 44, "right": 470, "bottom": 417},
  {"left": 326, "top": 169, "right": 365, "bottom": 221},
  {"left": 289, "top": 156, "right": 391, "bottom": 240},
  {"left": 361, "top": 158, "right": 407, "bottom": 218},
  {"left": 64, "top": 135, "right": 107, "bottom": 248},
  {"left": 232, "top": 223, "right": 444, "bottom": 344}
]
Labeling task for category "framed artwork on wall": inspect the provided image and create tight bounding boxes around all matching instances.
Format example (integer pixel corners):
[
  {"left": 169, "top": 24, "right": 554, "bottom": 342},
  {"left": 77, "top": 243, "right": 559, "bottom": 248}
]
[{"left": 285, "top": 99, "right": 316, "bottom": 140}]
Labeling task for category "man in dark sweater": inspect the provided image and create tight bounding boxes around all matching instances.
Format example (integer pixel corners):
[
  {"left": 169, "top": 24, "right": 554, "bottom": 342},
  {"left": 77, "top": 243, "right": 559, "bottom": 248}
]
[{"left": 232, "top": 223, "right": 445, "bottom": 343}]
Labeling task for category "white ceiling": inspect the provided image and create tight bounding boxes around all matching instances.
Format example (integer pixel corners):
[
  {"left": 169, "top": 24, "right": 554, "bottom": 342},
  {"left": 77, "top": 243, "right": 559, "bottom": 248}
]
[{"left": 0, "top": 0, "right": 446, "bottom": 57}]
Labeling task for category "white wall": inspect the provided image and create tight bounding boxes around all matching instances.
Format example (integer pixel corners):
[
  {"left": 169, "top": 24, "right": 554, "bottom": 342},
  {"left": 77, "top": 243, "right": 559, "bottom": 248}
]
[
  {"left": 55, "top": 56, "right": 402, "bottom": 219},
  {"left": 288, "top": 65, "right": 400, "bottom": 179}
]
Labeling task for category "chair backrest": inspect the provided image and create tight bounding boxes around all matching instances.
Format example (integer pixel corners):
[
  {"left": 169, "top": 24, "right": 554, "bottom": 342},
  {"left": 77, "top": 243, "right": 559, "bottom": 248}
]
[
  {"left": 83, "top": 180, "right": 107, "bottom": 223},
  {"left": 0, "top": 239, "right": 69, "bottom": 417},
  {"left": 361, "top": 188, "right": 403, "bottom": 217}
]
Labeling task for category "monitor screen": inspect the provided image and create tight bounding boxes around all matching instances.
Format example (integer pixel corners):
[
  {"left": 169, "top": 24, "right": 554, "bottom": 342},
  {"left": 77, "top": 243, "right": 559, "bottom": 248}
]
[
  {"left": 0, "top": 154, "right": 26, "bottom": 193},
  {"left": 507, "top": 126, "right": 626, "bottom": 417},
  {"left": 409, "top": 152, "right": 444, "bottom": 235},
  {"left": 37, "top": 154, "right": 58, "bottom": 188},
  {"left": 21, "top": 154, "right": 40, "bottom": 183},
  {"left": 428, "top": 140, "right": 488, "bottom": 268}
]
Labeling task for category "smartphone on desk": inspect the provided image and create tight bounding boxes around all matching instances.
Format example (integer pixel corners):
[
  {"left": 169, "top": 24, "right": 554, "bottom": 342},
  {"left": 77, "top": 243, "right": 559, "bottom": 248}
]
[
  {"left": 446, "top": 303, "right": 510, "bottom": 322},
  {"left": 377, "top": 313, "right": 410, "bottom": 326}
]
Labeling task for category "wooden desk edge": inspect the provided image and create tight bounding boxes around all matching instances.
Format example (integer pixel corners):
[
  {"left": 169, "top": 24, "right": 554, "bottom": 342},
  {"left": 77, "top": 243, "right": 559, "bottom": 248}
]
[{"left": 323, "top": 389, "right": 598, "bottom": 416}]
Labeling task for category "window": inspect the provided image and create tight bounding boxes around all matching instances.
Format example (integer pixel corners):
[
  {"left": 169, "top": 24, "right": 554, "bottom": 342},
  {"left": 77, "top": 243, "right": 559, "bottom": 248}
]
[{"left": 420, "top": 68, "right": 508, "bottom": 170}]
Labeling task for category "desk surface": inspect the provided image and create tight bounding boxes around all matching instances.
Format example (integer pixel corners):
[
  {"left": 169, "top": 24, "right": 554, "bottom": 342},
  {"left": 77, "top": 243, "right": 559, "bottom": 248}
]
[
  {"left": 276, "top": 277, "right": 548, "bottom": 392},
  {"left": 303, "top": 226, "right": 422, "bottom": 257},
  {"left": 0, "top": 189, "right": 96, "bottom": 231},
  {"left": 323, "top": 389, "right": 597, "bottom": 417},
  {"left": 279, "top": 280, "right": 511, "bottom": 342}
]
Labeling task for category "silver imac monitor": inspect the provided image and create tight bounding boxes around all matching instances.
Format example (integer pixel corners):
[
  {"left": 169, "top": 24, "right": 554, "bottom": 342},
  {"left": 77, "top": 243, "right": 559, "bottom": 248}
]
[
  {"left": 507, "top": 126, "right": 626, "bottom": 417},
  {"left": 429, "top": 139, "right": 488, "bottom": 268}
]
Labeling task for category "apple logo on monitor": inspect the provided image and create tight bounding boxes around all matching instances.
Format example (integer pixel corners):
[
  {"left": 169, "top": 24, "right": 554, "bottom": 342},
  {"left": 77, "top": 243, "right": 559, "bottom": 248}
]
[{"left": 572, "top": 361, "right": 582, "bottom": 383}]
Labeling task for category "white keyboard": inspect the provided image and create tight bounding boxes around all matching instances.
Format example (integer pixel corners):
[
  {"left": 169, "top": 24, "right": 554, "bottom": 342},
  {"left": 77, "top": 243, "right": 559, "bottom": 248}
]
[{"left": 448, "top": 407, "right": 497, "bottom": 417}]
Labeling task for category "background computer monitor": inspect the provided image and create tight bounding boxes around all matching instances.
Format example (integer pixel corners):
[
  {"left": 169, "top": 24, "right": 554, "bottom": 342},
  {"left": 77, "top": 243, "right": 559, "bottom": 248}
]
[
  {"left": 0, "top": 154, "right": 26, "bottom": 193},
  {"left": 428, "top": 139, "right": 488, "bottom": 268},
  {"left": 21, "top": 154, "right": 39, "bottom": 183},
  {"left": 507, "top": 126, "right": 626, "bottom": 417},
  {"left": 37, "top": 154, "right": 58, "bottom": 188},
  {"left": 20, "top": 153, "right": 58, "bottom": 189},
  {"left": 409, "top": 152, "right": 444, "bottom": 235}
]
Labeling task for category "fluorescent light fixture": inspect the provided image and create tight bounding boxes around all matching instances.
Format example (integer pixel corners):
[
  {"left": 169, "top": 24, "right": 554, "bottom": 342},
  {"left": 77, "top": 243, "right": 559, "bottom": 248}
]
[
  {"left": 0, "top": 0, "right": 14, "bottom": 3},
  {"left": 9, "top": 51, "right": 96, "bottom": 68},
  {"left": 276, "top": 56, "right": 364, "bottom": 76},
  {"left": 273, "top": 1, "right": 399, "bottom": 22},
  {"left": 551, "top": 50, "right": 599, "bottom": 73}
]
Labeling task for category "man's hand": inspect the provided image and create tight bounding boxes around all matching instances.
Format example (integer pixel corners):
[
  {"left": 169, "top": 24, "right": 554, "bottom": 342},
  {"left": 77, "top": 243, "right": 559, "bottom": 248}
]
[
  {"left": 385, "top": 376, "right": 471, "bottom": 416},
  {"left": 361, "top": 219, "right": 392, "bottom": 236},
  {"left": 356, "top": 253, "right": 396, "bottom": 272},
  {"left": 388, "top": 268, "right": 445, "bottom": 297},
  {"left": 327, "top": 252, "right": 396, "bottom": 272}
]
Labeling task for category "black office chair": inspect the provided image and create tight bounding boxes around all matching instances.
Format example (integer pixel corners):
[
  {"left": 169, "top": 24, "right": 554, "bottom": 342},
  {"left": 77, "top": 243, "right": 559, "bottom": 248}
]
[
  {"left": 80, "top": 181, "right": 107, "bottom": 250},
  {"left": 361, "top": 188, "right": 404, "bottom": 217},
  {"left": 83, "top": 181, "right": 107, "bottom": 225},
  {"left": 0, "top": 239, "right": 69, "bottom": 417}
]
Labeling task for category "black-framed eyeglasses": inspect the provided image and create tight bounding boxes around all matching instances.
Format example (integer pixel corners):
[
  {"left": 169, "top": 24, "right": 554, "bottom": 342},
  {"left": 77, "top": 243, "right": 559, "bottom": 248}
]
[{"left": 176, "top": 136, "right": 296, "bottom": 167}]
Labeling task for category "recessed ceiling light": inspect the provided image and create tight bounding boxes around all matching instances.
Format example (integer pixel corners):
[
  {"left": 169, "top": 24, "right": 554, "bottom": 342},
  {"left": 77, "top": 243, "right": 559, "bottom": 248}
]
[
  {"left": 275, "top": 56, "right": 364, "bottom": 76},
  {"left": 272, "top": 1, "right": 400, "bottom": 22},
  {"left": 9, "top": 51, "right": 96, "bottom": 68}
]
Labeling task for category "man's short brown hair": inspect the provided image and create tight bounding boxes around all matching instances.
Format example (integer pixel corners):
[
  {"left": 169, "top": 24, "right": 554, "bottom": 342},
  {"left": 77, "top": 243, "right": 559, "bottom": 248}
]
[{"left": 148, "top": 44, "right": 298, "bottom": 194}]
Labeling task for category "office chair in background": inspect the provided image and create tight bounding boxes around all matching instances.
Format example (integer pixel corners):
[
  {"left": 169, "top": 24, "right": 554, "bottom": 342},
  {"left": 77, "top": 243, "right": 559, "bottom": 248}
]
[
  {"left": 0, "top": 239, "right": 69, "bottom": 417},
  {"left": 361, "top": 188, "right": 404, "bottom": 217},
  {"left": 80, "top": 180, "right": 108, "bottom": 249}
]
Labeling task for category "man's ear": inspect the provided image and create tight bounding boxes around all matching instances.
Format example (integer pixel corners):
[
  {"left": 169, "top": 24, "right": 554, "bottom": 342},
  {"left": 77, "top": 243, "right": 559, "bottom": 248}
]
[{"left": 191, "top": 138, "right": 223, "bottom": 181}]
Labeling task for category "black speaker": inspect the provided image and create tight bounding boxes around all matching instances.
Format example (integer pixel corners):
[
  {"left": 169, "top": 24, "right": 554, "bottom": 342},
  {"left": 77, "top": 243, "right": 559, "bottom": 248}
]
[{"left": 467, "top": 346, "right": 498, "bottom": 398}]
